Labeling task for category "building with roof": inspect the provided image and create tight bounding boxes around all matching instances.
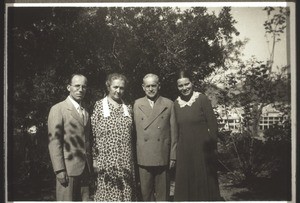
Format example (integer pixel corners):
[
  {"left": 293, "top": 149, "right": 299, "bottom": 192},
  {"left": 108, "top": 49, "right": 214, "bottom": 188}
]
[{"left": 215, "top": 104, "right": 286, "bottom": 134}]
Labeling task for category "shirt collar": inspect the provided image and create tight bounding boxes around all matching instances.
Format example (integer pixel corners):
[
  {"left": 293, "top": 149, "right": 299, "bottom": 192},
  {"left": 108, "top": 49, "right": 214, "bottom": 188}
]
[
  {"left": 102, "top": 96, "right": 130, "bottom": 117},
  {"left": 147, "top": 95, "right": 159, "bottom": 103},
  {"left": 147, "top": 98, "right": 154, "bottom": 104},
  {"left": 68, "top": 95, "right": 81, "bottom": 110}
]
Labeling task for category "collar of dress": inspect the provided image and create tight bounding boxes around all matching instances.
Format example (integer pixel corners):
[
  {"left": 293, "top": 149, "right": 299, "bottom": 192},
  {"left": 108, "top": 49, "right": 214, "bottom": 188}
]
[
  {"left": 176, "top": 91, "right": 201, "bottom": 108},
  {"left": 102, "top": 96, "right": 130, "bottom": 118}
]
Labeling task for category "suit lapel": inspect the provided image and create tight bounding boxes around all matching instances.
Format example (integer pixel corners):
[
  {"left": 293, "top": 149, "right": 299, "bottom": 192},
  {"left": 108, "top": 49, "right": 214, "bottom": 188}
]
[
  {"left": 144, "top": 96, "right": 167, "bottom": 129},
  {"left": 65, "top": 98, "right": 84, "bottom": 126},
  {"left": 138, "top": 97, "right": 152, "bottom": 118}
]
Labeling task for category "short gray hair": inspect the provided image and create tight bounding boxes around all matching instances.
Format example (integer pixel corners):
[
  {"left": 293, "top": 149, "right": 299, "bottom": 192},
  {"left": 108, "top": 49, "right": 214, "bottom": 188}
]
[{"left": 143, "top": 73, "right": 159, "bottom": 83}]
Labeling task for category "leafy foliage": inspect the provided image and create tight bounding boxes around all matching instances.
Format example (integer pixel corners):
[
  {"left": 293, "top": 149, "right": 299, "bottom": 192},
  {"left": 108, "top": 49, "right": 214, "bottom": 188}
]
[
  {"left": 221, "top": 58, "right": 290, "bottom": 136},
  {"left": 10, "top": 6, "right": 239, "bottom": 111}
]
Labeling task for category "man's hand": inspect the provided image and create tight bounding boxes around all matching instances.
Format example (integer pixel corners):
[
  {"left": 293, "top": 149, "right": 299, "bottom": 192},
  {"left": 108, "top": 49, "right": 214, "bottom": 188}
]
[
  {"left": 169, "top": 160, "right": 176, "bottom": 169},
  {"left": 56, "top": 171, "right": 69, "bottom": 187}
]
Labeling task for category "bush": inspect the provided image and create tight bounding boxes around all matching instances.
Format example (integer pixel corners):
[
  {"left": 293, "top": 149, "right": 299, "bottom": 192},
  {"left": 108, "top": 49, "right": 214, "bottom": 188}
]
[
  {"left": 8, "top": 126, "right": 53, "bottom": 200},
  {"left": 217, "top": 121, "right": 291, "bottom": 187}
]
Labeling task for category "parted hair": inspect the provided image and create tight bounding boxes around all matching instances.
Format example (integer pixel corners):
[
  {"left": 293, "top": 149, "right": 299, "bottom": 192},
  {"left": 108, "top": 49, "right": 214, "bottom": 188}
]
[
  {"left": 176, "top": 69, "right": 193, "bottom": 82},
  {"left": 105, "top": 73, "right": 128, "bottom": 88}
]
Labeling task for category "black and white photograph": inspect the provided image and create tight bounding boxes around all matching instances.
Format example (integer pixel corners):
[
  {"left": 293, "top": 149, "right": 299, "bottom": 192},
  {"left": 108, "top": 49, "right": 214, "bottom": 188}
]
[{"left": 4, "top": 1, "right": 296, "bottom": 202}]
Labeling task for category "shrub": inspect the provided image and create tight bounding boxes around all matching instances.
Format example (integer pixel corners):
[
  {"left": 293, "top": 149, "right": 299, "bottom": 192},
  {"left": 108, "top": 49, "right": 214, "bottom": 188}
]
[{"left": 217, "top": 121, "right": 291, "bottom": 187}]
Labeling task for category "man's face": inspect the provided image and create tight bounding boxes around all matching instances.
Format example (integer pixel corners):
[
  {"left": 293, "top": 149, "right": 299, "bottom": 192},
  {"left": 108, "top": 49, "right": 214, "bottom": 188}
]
[
  {"left": 142, "top": 76, "right": 160, "bottom": 100},
  {"left": 67, "top": 75, "right": 87, "bottom": 103}
]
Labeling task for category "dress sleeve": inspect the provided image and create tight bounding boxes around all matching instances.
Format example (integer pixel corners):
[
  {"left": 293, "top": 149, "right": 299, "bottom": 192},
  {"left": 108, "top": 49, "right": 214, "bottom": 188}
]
[
  {"left": 170, "top": 102, "right": 178, "bottom": 160},
  {"left": 201, "top": 95, "right": 218, "bottom": 144}
]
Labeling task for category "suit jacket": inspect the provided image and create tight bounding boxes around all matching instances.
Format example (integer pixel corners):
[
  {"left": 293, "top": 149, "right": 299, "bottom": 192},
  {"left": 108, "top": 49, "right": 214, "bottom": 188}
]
[
  {"left": 133, "top": 96, "right": 178, "bottom": 166},
  {"left": 48, "top": 97, "right": 93, "bottom": 176}
]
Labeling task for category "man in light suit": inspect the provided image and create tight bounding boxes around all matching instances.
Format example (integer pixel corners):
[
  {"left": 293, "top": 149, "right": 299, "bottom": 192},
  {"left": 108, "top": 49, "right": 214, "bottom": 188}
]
[
  {"left": 48, "top": 74, "right": 93, "bottom": 201},
  {"left": 133, "top": 73, "right": 178, "bottom": 201}
]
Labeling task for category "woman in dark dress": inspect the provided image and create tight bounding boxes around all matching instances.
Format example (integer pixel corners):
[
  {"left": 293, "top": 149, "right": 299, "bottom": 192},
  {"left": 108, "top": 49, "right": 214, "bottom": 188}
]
[{"left": 174, "top": 70, "right": 221, "bottom": 201}]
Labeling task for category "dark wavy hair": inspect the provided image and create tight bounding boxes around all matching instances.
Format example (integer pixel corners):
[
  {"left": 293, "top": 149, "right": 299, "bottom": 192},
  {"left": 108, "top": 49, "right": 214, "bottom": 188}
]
[{"left": 176, "top": 69, "right": 193, "bottom": 82}]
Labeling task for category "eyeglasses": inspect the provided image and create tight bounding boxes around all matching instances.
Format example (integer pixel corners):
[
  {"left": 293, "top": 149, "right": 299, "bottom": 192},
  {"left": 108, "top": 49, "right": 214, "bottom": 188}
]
[{"left": 71, "top": 85, "right": 87, "bottom": 90}]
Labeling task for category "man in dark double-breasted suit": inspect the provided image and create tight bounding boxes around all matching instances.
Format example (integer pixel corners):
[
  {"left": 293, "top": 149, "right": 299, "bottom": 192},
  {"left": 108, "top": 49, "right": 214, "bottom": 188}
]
[
  {"left": 133, "top": 73, "right": 178, "bottom": 201},
  {"left": 48, "top": 74, "right": 93, "bottom": 201}
]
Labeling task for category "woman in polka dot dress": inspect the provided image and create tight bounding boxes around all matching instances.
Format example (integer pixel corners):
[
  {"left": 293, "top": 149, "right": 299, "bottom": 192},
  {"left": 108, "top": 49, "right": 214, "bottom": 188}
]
[{"left": 91, "top": 73, "right": 137, "bottom": 201}]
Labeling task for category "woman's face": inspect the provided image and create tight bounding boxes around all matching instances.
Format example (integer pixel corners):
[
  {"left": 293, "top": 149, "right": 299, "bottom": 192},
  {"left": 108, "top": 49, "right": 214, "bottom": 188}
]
[
  {"left": 177, "top": 77, "right": 193, "bottom": 97},
  {"left": 108, "top": 79, "right": 125, "bottom": 101}
]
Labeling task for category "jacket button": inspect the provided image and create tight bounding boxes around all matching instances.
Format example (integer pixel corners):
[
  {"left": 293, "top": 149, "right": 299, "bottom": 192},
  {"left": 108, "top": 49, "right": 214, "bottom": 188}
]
[
  {"left": 141, "top": 117, "right": 144, "bottom": 120},
  {"left": 157, "top": 138, "right": 160, "bottom": 141},
  {"left": 144, "top": 138, "right": 148, "bottom": 142},
  {"left": 158, "top": 126, "right": 160, "bottom": 129}
]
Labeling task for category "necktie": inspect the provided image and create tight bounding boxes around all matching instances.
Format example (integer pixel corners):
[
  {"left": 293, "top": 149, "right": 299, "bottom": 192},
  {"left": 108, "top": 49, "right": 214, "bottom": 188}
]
[{"left": 149, "top": 100, "right": 154, "bottom": 109}]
